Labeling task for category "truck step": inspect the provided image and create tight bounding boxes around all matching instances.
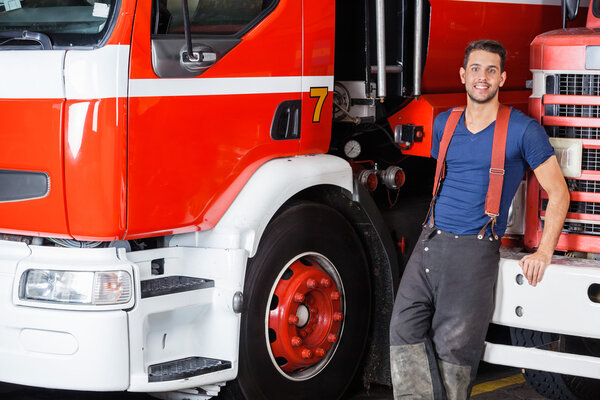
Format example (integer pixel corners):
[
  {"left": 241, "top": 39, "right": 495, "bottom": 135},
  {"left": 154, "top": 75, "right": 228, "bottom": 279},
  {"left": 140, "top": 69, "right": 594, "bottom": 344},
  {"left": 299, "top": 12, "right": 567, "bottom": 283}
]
[
  {"left": 148, "top": 356, "right": 232, "bottom": 382},
  {"left": 141, "top": 276, "right": 214, "bottom": 299}
]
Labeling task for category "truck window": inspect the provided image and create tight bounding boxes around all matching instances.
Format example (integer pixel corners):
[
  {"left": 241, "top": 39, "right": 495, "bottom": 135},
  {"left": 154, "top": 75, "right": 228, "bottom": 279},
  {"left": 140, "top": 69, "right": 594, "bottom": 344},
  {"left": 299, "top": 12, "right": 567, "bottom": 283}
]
[
  {"left": 0, "top": 0, "right": 118, "bottom": 48},
  {"left": 152, "top": 0, "right": 275, "bottom": 36}
]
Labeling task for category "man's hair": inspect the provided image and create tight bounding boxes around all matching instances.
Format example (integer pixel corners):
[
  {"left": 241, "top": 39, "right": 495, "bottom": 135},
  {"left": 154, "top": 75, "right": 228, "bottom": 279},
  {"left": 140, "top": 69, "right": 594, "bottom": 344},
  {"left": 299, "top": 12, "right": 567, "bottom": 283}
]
[{"left": 463, "top": 40, "right": 507, "bottom": 72}]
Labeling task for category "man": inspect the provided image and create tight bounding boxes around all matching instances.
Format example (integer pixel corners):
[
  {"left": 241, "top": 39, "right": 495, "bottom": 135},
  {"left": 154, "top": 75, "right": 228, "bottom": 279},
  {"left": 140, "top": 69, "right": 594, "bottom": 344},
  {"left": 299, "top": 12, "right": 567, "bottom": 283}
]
[{"left": 389, "top": 40, "right": 570, "bottom": 399}]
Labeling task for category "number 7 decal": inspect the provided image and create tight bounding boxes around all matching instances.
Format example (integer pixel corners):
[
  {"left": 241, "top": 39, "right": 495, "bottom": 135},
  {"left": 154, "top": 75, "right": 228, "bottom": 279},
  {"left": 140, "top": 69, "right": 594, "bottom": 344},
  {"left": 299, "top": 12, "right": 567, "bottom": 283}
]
[{"left": 310, "top": 87, "right": 328, "bottom": 123}]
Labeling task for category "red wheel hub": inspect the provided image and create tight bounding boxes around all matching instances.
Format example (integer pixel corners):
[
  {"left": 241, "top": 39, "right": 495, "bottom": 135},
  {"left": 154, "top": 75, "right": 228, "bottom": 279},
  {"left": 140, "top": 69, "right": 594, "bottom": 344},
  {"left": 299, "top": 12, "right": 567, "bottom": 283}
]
[{"left": 268, "top": 258, "right": 343, "bottom": 373}]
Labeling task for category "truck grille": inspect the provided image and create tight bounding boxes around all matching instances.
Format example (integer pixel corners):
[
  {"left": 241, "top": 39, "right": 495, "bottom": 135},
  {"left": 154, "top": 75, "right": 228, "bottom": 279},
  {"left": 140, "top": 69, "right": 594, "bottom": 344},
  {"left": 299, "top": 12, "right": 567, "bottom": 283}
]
[
  {"left": 567, "top": 179, "right": 600, "bottom": 193},
  {"left": 538, "top": 73, "right": 600, "bottom": 250},
  {"left": 542, "top": 199, "right": 600, "bottom": 215},
  {"left": 545, "top": 126, "right": 600, "bottom": 140},
  {"left": 563, "top": 221, "right": 600, "bottom": 236},
  {"left": 582, "top": 149, "right": 600, "bottom": 171},
  {"left": 552, "top": 104, "right": 600, "bottom": 118},
  {"left": 552, "top": 74, "right": 600, "bottom": 96}
]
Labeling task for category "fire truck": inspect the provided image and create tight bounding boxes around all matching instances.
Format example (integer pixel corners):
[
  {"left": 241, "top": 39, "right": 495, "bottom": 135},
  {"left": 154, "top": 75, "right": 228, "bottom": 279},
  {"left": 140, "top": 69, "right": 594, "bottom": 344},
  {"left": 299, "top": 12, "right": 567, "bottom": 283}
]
[{"left": 0, "top": 0, "right": 598, "bottom": 399}]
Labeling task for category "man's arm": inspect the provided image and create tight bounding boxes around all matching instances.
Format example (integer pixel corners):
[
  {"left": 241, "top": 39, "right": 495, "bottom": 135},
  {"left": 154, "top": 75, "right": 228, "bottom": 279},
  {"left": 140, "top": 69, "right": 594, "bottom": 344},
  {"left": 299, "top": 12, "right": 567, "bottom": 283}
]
[{"left": 519, "top": 155, "right": 569, "bottom": 286}]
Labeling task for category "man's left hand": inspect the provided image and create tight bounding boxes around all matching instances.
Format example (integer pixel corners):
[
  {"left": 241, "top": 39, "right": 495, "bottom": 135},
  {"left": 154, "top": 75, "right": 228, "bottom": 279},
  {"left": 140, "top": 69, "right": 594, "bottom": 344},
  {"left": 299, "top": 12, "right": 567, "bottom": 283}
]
[{"left": 518, "top": 251, "right": 552, "bottom": 287}]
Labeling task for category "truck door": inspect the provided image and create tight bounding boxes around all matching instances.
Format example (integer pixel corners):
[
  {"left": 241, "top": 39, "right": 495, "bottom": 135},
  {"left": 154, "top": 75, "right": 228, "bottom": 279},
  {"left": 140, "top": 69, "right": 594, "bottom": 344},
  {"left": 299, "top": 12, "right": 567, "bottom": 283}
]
[{"left": 127, "top": 0, "right": 302, "bottom": 238}]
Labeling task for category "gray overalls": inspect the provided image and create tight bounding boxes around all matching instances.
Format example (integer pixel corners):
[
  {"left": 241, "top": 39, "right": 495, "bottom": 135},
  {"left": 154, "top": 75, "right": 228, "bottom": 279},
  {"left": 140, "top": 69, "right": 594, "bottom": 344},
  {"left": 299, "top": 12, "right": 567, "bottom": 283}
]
[{"left": 389, "top": 106, "right": 511, "bottom": 399}]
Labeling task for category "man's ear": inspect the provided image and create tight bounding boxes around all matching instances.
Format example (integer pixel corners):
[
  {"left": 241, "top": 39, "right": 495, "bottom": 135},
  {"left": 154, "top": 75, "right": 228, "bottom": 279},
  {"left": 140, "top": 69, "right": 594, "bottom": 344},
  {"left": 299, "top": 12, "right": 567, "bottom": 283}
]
[
  {"left": 460, "top": 67, "right": 466, "bottom": 84},
  {"left": 499, "top": 70, "right": 507, "bottom": 87}
]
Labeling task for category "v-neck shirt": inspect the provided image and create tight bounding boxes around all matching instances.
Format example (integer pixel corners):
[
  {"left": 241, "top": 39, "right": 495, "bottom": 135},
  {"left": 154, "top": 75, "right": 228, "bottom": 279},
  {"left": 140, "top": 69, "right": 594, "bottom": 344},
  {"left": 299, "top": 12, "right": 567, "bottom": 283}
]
[{"left": 431, "top": 107, "right": 555, "bottom": 236}]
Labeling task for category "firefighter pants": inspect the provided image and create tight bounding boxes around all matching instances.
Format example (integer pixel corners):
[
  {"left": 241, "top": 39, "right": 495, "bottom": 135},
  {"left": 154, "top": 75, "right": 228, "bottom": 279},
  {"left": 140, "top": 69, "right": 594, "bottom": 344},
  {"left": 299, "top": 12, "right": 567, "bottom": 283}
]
[{"left": 389, "top": 226, "right": 501, "bottom": 400}]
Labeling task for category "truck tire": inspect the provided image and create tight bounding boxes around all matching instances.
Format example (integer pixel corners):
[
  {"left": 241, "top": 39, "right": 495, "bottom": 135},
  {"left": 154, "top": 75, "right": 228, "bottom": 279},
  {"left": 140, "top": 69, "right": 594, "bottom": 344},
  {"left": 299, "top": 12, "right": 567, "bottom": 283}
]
[
  {"left": 219, "top": 202, "right": 371, "bottom": 400},
  {"left": 510, "top": 328, "right": 600, "bottom": 400}
]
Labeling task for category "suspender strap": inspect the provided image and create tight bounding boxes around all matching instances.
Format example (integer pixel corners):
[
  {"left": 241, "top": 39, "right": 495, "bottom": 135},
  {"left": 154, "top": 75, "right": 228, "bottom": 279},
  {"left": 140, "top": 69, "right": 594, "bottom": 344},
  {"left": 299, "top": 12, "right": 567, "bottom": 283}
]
[
  {"left": 425, "top": 107, "right": 464, "bottom": 227},
  {"left": 478, "top": 104, "right": 511, "bottom": 239},
  {"left": 432, "top": 107, "right": 465, "bottom": 198},
  {"left": 484, "top": 104, "right": 511, "bottom": 217}
]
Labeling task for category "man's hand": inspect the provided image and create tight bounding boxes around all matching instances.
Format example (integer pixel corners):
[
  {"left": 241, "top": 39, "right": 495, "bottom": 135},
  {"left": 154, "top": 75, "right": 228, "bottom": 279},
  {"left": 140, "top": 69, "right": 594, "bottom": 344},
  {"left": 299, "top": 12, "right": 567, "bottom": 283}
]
[
  {"left": 520, "top": 155, "right": 569, "bottom": 287},
  {"left": 518, "top": 250, "right": 552, "bottom": 287}
]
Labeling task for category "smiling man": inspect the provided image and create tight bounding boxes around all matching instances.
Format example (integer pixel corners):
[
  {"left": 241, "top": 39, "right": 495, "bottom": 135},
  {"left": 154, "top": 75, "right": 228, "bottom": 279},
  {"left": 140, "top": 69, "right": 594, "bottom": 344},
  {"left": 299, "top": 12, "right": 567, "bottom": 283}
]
[{"left": 389, "top": 40, "right": 569, "bottom": 399}]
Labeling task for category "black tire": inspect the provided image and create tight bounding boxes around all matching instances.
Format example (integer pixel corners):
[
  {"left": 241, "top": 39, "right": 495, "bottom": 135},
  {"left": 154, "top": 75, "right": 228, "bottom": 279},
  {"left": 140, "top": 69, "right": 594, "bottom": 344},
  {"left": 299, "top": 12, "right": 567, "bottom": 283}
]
[
  {"left": 219, "top": 202, "right": 371, "bottom": 400},
  {"left": 511, "top": 328, "right": 600, "bottom": 400}
]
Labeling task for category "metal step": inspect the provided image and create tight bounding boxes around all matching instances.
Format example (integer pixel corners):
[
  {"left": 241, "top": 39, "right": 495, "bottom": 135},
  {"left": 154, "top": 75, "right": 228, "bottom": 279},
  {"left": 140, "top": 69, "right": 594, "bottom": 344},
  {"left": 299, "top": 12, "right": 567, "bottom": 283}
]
[
  {"left": 148, "top": 356, "right": 231, "bottom": 382},
  {"left": 141, "top": 276, "right": 214, "bottom": 299}
]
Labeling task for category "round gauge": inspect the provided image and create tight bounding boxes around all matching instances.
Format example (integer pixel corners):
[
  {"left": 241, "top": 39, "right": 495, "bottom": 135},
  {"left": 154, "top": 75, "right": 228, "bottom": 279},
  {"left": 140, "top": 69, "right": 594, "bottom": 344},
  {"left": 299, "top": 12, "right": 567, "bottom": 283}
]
[{"left": 344, "top": 140, "right": 361, "bottom": 159}]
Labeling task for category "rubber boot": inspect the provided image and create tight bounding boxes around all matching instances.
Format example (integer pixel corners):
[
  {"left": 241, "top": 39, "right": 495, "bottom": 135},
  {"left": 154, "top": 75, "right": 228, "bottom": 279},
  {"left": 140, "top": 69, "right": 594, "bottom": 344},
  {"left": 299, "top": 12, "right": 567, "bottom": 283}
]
[
  {"left": 390, "top": 343, "right": 435, "bottom": 400},
  {"left": 437, "top": 359, "right": 471, "bottom": 400}
]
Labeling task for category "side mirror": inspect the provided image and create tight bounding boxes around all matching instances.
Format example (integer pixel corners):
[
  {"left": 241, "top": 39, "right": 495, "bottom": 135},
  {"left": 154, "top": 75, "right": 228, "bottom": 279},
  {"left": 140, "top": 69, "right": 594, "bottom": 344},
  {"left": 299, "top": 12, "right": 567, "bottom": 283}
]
[{"left": 563, "top": 0, "right": 580, "bottom": 28}]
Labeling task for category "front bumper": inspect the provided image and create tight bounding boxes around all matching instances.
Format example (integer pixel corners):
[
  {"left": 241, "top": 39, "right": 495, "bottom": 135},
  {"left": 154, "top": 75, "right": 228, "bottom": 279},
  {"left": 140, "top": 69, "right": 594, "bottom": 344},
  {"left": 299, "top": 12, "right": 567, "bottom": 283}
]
[
  {"left": 0, "top": 240, "right": 129, "bottom": 390},
  {"left": 484, "top": 248, "right": 600, "bottom": 379},
  {"left": 0, "top": 240, "right": 245, "bottom": 392}
]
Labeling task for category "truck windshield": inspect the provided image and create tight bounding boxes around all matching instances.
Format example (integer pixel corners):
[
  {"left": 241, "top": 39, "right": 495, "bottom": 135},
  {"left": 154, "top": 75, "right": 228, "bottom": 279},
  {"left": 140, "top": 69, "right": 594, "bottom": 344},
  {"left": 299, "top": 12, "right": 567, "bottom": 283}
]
[{"left": 0, "top": 0, "right": 118, "bottom": 48}]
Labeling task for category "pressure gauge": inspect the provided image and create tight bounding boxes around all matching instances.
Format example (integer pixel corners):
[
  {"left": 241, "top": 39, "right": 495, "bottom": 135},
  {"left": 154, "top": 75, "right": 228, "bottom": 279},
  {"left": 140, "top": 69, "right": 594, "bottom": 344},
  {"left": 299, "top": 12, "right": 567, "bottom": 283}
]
[{"left": 344, "top": 140, "right": 361, "bottom": 159}]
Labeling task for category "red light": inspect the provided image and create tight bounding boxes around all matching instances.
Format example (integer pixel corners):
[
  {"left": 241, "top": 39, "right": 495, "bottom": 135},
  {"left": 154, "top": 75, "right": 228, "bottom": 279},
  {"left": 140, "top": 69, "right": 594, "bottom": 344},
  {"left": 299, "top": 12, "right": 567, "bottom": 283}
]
[
  {"left": 366, "top": 173, "right": 378, "bottom": 191},
  {"left": 358, "top": 169, "right": 378, "bottom": 191},
  {"left": 394, "top": 169, "right": 406, "bottom": 188}
]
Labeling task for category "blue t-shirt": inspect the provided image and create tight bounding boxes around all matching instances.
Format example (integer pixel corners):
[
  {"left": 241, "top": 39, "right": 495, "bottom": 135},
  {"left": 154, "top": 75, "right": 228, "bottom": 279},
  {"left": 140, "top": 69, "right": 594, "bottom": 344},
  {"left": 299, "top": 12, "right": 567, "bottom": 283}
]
[{"left": 431, "top": 107, "right": 554, "bottom": 237}]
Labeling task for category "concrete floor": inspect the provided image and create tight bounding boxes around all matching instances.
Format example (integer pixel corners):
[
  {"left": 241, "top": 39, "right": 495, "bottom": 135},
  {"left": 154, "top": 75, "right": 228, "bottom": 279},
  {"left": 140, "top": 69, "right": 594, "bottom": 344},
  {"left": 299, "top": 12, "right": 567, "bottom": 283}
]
[
  {"left": 343, "top": 363, "right": 545, "bottom": 399},
  {"left": 1, "top": 362, "right": 547, "bottom": 399}
]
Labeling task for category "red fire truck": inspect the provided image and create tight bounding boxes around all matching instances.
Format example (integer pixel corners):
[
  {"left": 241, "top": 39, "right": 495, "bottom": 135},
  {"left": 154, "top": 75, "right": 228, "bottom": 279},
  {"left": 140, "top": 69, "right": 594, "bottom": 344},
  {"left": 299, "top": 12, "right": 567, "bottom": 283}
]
[{"left": 0, "top": 0, "right": 597, "bottom": 399}]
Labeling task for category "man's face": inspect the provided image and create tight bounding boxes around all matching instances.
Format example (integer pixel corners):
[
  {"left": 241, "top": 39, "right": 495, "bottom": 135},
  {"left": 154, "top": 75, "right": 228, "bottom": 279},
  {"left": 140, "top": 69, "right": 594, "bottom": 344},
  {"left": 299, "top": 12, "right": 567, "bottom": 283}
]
[{"left": 460, "top": 50, "right": 506, "bottom": 104}]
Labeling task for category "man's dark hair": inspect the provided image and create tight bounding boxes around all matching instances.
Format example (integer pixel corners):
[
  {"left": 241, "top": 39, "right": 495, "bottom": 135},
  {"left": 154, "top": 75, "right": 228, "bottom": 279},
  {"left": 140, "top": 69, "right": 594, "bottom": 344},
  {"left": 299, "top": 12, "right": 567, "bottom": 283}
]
[{"left": 463, "top": 40, "right": 507, "bottom": 72}]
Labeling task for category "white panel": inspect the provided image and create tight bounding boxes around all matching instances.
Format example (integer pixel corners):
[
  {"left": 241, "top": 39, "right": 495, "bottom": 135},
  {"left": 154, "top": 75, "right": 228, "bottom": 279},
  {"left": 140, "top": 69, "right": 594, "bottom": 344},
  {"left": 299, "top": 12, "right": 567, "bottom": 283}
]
[
  {"left": 493, "top": 249, "right": 600, "bottom": 339},
  {"left": 0, "top": 50, "right": 66, "bottom": 99},
  {"left": 126, "top": 246, "right": 243, "bottom": 392},
  {"left": 549, "top": 137, "right": 582, "bottom": 178},
  {"left": 301, "top": 75, "right": 334, "bottom": 91},
  {"left": 64, "top": 45, "right": 130, "bottom": 100},
  {"left": 130, "top": 76, "right": 301, "bottom": 97},
  {"left": 130, "top": 75, "right": 333, "bottom": 98},
  {"left": 0, "top": 245, "right": 130, "bottom": 390},
  {"left": 169, "top": 155, "right": 353, "bottom": 257},
  {"left": 483, "top": 342, "right": 600, "bottom": 379}
]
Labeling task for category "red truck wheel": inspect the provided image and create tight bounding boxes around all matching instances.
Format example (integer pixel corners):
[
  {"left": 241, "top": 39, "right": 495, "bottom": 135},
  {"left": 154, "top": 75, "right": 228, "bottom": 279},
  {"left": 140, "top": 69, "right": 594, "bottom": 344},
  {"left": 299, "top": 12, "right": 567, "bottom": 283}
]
[{"left": 220, "top": 202, "right": 371, "bottom": 399}]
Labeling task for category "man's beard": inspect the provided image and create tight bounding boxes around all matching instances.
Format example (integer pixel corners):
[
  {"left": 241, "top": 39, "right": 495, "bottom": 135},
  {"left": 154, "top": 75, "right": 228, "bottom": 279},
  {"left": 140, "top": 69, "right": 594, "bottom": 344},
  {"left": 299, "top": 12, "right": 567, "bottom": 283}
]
[{"left": 466, "top": 84, "right": 499, "bottom": 104}]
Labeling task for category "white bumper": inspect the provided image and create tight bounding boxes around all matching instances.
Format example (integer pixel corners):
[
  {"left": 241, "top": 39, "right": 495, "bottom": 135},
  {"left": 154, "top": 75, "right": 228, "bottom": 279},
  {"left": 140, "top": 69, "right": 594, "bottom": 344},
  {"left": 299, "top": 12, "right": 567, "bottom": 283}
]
[
  {"left": 0, "top": 241, "right": 244, "bottom": 392},
  {"left": 484, "top": 248, "right": 600, "bottom": 378},
  {"left": 0, "top": 241, "right": 130, "bottom": 390}
]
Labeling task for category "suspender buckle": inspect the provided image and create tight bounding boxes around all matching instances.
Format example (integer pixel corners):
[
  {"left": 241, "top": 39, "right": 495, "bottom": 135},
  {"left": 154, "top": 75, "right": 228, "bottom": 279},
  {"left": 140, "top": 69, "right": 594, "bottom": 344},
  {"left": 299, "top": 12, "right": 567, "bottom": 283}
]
[{"left": 489, "top": 168, "right": 505, "bottom": 175}]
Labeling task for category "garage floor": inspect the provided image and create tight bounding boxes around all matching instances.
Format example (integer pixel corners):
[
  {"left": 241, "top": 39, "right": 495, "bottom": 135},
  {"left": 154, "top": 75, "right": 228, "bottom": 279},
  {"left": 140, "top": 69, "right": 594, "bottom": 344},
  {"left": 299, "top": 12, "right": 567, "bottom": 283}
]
[
  {"left": 344, "top": 362, "right": 545, "bottom": 399},
  {"left": 2, "top": 363, "right": 547, "bottom": 399}
]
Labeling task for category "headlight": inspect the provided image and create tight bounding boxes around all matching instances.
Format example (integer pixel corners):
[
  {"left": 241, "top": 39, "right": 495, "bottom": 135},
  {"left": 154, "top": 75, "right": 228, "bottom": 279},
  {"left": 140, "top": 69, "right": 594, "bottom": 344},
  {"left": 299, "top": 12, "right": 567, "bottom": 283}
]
[{"left": 21, "top": 270, "right": 132, "bottom": 305}]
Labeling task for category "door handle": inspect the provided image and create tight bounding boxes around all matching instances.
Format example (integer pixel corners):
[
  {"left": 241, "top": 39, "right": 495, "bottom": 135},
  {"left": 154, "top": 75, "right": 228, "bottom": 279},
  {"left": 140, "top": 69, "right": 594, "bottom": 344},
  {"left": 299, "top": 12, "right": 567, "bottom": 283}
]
[{"left": 180, "top": 45, "right": 217, "bottom": 72}]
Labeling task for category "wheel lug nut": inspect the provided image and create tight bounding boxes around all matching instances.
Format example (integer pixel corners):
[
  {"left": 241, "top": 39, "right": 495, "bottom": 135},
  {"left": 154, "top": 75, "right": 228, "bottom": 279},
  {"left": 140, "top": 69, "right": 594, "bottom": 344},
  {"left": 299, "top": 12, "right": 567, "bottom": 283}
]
[
  {"left": 293, "top": 292, "right": 305, "bottom": 303},
  {"left": 306, "top": 327, "right": 313, "bottom": 334},
  {"left": 327, "top": 334, "right": 338, "bottom": 343},
  {"left": 320, "top": 278, "right": 331, "bottom": 288},
  {"left": 306, "top": 278, "right": 318, "bottom": 289},
  {"left": 300, "top": 331, "right": 308, "bottom": 338},
  {"left": 333, "top": 312, "right": 343, "bottom": 322},
  {"left": 288, "top": 315, "right": 299, "bottom": 325},
  {"left": 330, "top": 291, "right": 341, "bottom": 301},
  {"left": 291, "top": 336, "right": 303, "bottom": 347},
  {"left": 301, "top": 349, "right": 313, "bottom": 359},
  {"left": 315, "top": 347, "right": 326, "bottom": 357}
]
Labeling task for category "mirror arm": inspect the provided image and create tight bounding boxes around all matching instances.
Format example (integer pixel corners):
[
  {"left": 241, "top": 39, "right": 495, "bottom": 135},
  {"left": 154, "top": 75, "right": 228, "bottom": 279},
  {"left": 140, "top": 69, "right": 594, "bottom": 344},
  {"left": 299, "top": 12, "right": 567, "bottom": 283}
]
[{"left": 181, "top": 0, "right": 199, "bottom": 61}]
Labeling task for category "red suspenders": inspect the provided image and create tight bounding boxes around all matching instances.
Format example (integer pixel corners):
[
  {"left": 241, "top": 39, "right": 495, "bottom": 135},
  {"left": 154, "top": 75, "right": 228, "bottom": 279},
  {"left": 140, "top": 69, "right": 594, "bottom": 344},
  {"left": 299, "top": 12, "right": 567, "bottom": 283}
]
[{"left": 427, "top": 104, "right": 511, "bottom": 240}]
